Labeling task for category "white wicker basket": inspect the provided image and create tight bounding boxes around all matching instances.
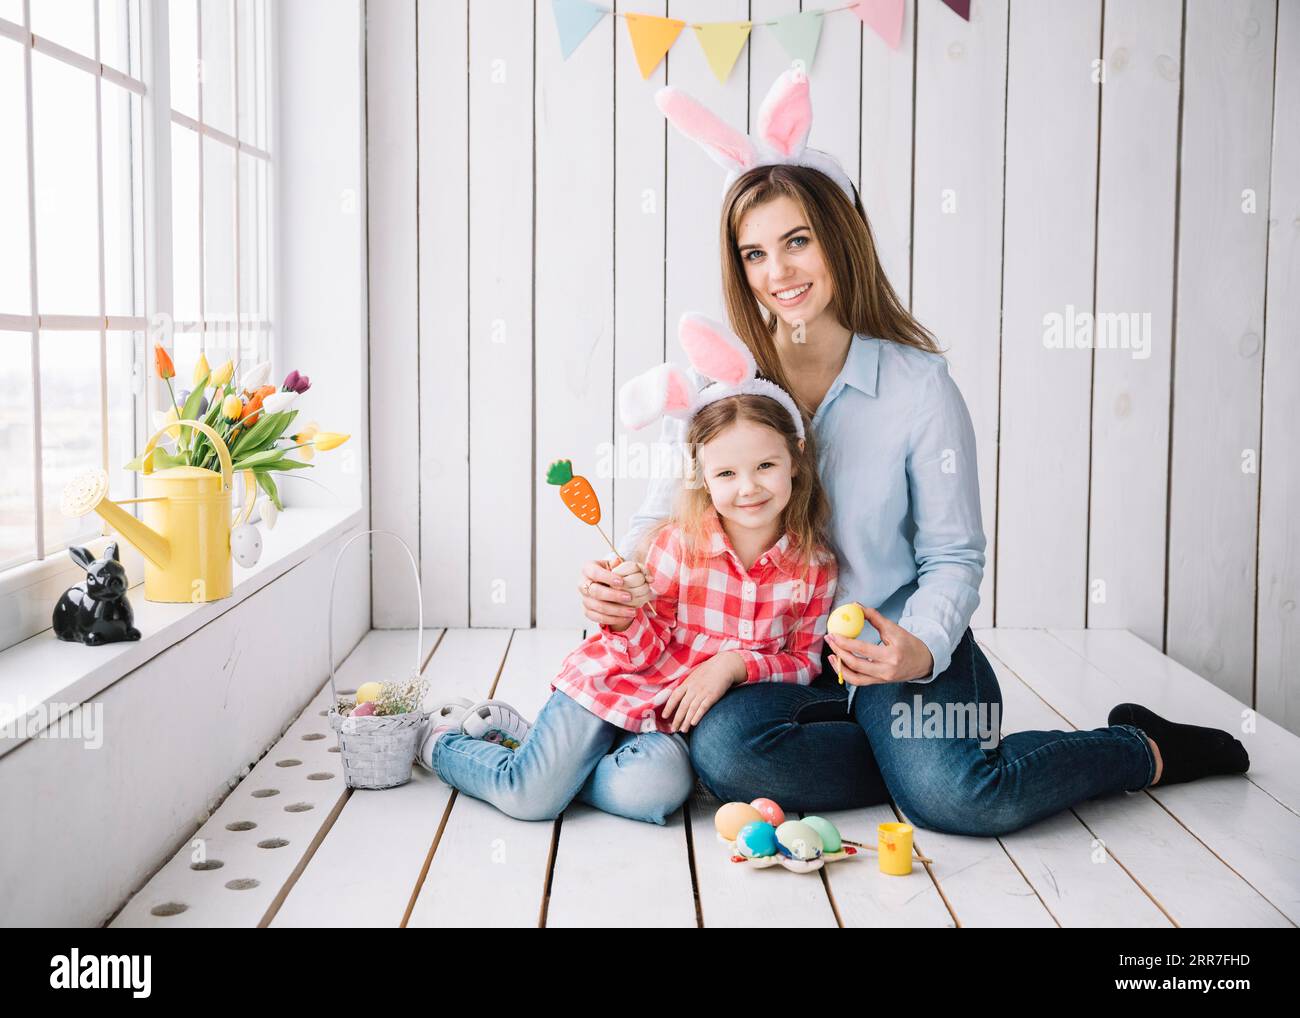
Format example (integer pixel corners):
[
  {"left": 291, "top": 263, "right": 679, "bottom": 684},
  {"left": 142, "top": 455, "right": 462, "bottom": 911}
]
[{"left": 325, "top": 529, "right": 427, "bottom": 790}]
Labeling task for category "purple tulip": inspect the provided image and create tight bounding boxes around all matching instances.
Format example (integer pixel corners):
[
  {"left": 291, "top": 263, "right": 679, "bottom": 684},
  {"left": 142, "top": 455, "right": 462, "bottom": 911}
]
[{"left": 282, "top": 370, "right": 311, "bottom": 394}]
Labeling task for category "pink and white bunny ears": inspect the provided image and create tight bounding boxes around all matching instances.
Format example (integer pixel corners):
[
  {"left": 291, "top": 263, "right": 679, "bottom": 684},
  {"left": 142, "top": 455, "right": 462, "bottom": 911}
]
[
  {"left": 620, "top": 313, "right": 806, "bottom": 442},
  {"left": 655, "top": 67, "right": 857, "bottom": 205}
]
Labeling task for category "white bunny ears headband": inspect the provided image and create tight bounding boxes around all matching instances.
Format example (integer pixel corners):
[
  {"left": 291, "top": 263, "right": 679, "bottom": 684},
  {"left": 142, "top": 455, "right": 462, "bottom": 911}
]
[
  {"left": 620, "top": 313, "right": 805, "bottom": 442},
  {"left": 655, "top": 67, "right": 857, "bottom": 206}
]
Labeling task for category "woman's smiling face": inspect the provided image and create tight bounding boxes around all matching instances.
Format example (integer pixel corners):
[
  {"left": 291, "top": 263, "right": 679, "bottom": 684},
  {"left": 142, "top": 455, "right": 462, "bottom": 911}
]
[{"left": 737, "top": 194, "right": 834, "bottom": 331}]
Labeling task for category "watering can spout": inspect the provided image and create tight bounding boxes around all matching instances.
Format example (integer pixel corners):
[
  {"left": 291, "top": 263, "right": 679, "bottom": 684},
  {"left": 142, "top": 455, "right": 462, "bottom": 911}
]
[{"left": 60, "top": 469, "right": 172, "bottom": 570}]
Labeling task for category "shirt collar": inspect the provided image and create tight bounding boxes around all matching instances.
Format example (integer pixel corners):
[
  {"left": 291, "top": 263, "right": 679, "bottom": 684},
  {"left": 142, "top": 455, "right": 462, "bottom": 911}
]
[
  {"left": 811, "top": 336, "right": 880, "bottom": 425},
  {"left": 841, "top": 334, "right": 881, "bottom": 398},
  {"left": 700, "top": 509, "right": 802, "bottom": 578}
]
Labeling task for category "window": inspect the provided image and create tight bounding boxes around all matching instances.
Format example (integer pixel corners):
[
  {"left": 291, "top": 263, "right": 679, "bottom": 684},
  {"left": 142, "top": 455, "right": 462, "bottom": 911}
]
[
  {"left": 0, "top": 0, "right": 272, "bottom": 589},
  {"left": 167, "top": 0, "right": 272, "bottom": 405}
]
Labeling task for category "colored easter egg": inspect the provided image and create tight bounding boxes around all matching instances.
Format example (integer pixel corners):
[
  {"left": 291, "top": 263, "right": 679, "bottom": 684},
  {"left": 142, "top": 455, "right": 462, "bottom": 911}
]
[
  {"left": 800, "top": 815, "right": 842, "bottom": 853},
  {"left": 231, "top": 523, "right": 263, "bottom": 568},
  {"left": 352, "top": 701, "right": 376, "bottom": 717},
  {"left": 750, "top": 797, "right": 785, "bottom": 827},
  {"left": 715, "top": 801, "right": 763, "bottom": 841},
  {"left": 828, "top": 602, "right": 865, "bottom": 639},
  {"left": 354, "top": 682, "right": 383, "bottom": 705},
  {"left": 736, "top": 821, "right": 778, "bottom": 859},
  {"left": 775, "top": 820, "right": 824, "bottom": 861}
]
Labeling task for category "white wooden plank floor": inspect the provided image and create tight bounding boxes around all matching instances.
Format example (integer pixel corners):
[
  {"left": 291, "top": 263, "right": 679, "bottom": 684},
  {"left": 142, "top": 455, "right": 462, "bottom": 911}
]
[{"left": 111, "top": 628, "right": 1300, "bottom": 928}]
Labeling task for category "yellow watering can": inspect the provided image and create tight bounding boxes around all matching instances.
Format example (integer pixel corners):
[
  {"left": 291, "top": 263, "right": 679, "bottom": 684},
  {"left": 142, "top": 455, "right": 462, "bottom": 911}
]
[{"left": 60, "top": 419, "right": 239, "bottom": 604}]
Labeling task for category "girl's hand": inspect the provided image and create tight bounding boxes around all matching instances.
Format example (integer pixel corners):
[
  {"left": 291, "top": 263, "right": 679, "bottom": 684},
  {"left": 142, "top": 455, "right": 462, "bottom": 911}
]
[
  {"left": 662, "top": 652, "right": 746, "bottom": 733},
  {"left": 612, "top": 559, "right": 654, "bottom": 608},
  {"left": 826, "top": 606, "right": 935, "bottom": 685},
  {"left": 578, "top": 558, "right": 639, "bottom": 627}
]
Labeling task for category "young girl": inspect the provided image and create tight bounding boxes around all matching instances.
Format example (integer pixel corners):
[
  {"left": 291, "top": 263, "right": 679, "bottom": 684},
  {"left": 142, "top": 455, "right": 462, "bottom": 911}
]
[{"left": 415, "top": 323, "right": 840, "bottom": 826}]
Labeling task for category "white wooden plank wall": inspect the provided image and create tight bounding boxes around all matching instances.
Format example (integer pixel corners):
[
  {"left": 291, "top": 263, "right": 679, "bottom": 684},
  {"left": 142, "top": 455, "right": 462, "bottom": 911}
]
[
  {"left": 1166, "top": 0, "right": 1274, "bottom": 705},
  {"left": 364, "top": 0, "right": 1299, "bottom": 733}
]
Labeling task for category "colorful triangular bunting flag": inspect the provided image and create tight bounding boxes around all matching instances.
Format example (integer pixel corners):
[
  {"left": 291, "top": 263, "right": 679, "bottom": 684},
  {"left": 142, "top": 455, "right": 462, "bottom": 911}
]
[
  {"left": 624, "top": 12, "right": 686, "bottom": 79},
  {"left": 692, "top": 20, "right": 752, "bottom": 84},
  {"left": 941, "top": 0, "right": 972, "bottom": 20},
  {"left": 552, "top": 0, "right": 607, "bottom": 61},
  {"left": 852, "top": 0, "right": 905, "bottom": 51},
  {"left": 770, "top": 10, "right": 825, "bottom": 70}
]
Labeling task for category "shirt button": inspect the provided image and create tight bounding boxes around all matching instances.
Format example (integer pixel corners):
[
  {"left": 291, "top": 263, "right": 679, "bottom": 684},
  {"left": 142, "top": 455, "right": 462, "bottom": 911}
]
[
  {"left": 759, "top": 556, "right": 768, "bottom": 565},
  {"left": 738, "top": 620, "right": 752, "bottom": 639},
  {"left": 742, "top": 581, "right": 756, "bottom": 598}
]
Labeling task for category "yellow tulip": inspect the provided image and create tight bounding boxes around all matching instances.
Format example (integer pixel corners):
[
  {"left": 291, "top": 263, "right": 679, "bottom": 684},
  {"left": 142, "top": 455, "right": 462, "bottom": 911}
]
[
  {"left": 222, "top": 394, "right": 244, "bottom": 420},
  {"left": 193, "top": 351, "right": 210, "bottom": 387},
  {"left": 210, "top": 359, "right": 234, "bottom": 389},
  {"left": 297, "top": 443, "right": 315, "bottom": 462},
  {"left": 155, "top": 405, "right": 180, "bottom": 442},
  {"left": 312, "top": 431, "right": 350, "bottom": 452}
]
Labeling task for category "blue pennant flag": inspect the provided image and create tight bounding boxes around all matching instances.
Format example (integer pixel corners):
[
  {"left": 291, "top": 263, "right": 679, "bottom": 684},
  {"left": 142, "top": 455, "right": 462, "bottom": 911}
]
[{"left": 552, "top": 0, "right": 607, "bottom": 60}]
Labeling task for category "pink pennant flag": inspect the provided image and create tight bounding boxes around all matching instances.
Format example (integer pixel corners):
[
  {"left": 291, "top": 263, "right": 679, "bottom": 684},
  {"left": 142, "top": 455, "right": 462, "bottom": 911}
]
[{"left": 852, "top": 0, "right": 905, "bottom": 51}]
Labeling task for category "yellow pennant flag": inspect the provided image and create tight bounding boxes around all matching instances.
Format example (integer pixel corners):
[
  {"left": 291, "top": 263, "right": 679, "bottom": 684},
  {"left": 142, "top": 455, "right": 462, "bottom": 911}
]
[
  {"left": 624, "top": 12, "right": 685, "bottom": 80},
  {"left": 692, "top": 21, "right": 752, "bottom": 84}
]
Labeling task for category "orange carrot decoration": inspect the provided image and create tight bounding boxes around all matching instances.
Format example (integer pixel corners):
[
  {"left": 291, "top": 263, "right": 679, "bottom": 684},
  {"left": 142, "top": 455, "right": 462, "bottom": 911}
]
[{"left": 547, "top": 459, "right": 620, "bottom": 561}]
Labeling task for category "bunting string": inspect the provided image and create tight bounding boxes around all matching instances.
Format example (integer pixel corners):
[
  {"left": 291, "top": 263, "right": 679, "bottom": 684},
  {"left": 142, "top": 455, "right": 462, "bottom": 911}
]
[{"left": 552, "top": 0, "right": 972, "bottom": 83}]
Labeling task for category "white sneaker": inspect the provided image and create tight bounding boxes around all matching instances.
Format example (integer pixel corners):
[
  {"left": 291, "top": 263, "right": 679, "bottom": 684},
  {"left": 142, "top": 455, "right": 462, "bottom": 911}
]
[
  {"left": 461, "top": 699, "right": 532, "bottom": 750},
  {"left": 415, "top": 698, "right": 474, "bottom": 772}
]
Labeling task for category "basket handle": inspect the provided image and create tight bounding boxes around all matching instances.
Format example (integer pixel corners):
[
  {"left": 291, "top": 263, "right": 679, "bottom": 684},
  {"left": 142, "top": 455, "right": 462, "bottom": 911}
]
[{"left": 326, "top": 529, "right": 424, "bottom": 707}]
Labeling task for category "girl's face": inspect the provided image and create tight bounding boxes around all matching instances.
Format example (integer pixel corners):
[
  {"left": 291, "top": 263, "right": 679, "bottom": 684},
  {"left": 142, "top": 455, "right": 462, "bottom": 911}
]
[
  {"left": 697, "top": 419, "right": 803, "bottom": 535},
  {"left": 737, "top": 194, "right": 834, "bottom": 332}
]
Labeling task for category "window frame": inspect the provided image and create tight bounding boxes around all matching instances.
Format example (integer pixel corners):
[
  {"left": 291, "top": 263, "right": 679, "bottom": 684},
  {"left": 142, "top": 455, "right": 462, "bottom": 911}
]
[{"left": 0, "top": 0, "right": 274, "bottom": 654}]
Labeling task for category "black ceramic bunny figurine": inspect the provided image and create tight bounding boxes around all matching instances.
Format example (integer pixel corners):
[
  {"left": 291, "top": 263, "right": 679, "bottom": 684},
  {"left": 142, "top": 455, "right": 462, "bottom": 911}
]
[{"left": 52, "top": 542, "right": 142, "bottom": 645}]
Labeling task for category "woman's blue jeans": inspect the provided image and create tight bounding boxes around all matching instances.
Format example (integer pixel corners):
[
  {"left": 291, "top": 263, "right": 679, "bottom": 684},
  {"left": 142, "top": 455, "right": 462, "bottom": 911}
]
[
  {"left": 429, "top": 689, "right": 696, "bottom": 825},
  {"left": 689, "top": 628, "right": 1157, "bottom": 837}
]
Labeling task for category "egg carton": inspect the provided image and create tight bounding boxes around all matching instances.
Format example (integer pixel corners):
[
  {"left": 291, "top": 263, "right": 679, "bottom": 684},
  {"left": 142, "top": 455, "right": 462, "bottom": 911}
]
[{"left": 718, "top": 833, "right": 864, "bottom": 874}]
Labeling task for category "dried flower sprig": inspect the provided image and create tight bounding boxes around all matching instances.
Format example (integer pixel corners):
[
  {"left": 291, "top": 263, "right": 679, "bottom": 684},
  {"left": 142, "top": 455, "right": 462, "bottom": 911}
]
[{"left": 334, "top": 674, "right": 428, "bottom": 718}]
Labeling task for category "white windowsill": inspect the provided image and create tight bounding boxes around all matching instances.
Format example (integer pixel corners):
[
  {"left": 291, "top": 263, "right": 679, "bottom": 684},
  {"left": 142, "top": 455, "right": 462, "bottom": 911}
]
[{"left": 0, "top": 504, "right": 365, "bottom": 761}]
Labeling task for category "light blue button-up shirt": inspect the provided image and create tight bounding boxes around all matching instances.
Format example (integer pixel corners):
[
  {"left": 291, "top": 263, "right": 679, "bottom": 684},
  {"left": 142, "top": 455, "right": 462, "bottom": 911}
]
[{"left": 617, "top": 334, "right": 986, "bottom": 684}]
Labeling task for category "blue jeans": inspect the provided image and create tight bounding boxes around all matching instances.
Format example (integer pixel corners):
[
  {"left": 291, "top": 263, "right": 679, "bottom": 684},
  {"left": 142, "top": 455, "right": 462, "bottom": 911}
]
[
  {"left": 689, "top": 628, "right": 1157, "bottom": 836},
  {"left": 430, "top": 689, "right": 696, "bottom": 825}
]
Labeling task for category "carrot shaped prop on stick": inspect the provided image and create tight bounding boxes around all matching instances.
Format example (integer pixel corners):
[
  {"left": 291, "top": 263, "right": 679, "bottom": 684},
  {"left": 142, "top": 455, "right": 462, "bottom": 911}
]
[{"left": 546, "top": 459, "right": 621, "bottom": 563}]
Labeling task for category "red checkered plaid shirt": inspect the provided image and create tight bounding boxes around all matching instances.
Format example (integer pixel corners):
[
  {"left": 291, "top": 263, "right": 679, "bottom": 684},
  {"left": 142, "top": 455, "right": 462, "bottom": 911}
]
[{"left": 551, "top": 510, "right": 838, "bottom": 734}]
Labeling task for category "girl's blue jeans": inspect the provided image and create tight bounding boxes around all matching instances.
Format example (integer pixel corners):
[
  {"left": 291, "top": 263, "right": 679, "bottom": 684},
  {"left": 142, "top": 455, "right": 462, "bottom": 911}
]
[
  {"left": 688, "top": 628, "right": 1157, "bottom": 837},
  {"left": 428, "top": 689, "right": 696, "bottom": 825}
]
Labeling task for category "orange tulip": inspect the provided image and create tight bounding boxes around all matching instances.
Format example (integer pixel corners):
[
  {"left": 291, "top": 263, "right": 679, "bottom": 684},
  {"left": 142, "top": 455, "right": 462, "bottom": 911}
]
[
  {"left": 240, "top": 393, "right": 265, "bottom": 427},
  {"left": 238, "top": 385, "right": 277, "bottom": 427},
  {"left": 154, "top": 344, "right": 175, "bottom": 380}
]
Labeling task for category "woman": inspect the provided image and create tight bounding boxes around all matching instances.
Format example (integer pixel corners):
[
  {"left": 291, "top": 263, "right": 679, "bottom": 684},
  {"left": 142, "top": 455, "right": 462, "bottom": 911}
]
[{"left": 579, "top": 158, "right": 1251, "bottom": 837}]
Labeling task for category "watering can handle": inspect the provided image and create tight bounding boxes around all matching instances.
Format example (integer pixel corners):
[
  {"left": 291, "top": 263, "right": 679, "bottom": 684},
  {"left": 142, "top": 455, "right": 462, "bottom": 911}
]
[
  {"left": 326, "top": 530, "right": 424, "bottom": 710},
  {"left": 142, "top": 419, "right": 234, "bottom": 492}
]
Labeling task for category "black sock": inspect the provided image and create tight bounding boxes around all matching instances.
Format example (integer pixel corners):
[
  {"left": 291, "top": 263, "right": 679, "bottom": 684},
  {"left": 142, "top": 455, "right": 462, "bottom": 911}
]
[{"left": 1108, "top": 703, "right": 1249, "bottom": 787}]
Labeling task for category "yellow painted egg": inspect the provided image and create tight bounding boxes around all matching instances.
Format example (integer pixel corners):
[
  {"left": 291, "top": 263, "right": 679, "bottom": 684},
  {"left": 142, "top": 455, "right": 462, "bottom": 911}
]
[
  {"left": 354, "top": 681, "right": 383, "bottom": 706},
  {"left": 828, "top": 602, "right": 865, "bottom": 639},
  {"left": 715, "top": 801, "right": 763, "bottom": 841}
]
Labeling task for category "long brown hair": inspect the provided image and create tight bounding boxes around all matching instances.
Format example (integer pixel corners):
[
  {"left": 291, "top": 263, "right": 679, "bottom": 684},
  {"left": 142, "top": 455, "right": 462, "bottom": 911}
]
[
  {"left": 721, "top": 164, "right": 945, "bottom": 420},
  {"left": 640, "top": 393, "right": 833, "bottom": 577}
]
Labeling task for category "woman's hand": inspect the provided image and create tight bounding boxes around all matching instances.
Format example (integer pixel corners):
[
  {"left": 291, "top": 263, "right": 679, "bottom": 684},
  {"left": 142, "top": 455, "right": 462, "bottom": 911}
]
[
  {"left": 578, "top": 558, "right": 641, "bottom": 627},
  {"left": 826, "top": 606, "right": 935, "bottom": 685},
  {"left": 662, "top": 652, "right": 746, "bottom": 733}
]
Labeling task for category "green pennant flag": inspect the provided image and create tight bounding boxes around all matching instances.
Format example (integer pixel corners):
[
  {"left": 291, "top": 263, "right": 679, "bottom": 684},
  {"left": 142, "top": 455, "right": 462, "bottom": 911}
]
[{"left": 770, "top": 10, "right": 825, "bottom": 70}]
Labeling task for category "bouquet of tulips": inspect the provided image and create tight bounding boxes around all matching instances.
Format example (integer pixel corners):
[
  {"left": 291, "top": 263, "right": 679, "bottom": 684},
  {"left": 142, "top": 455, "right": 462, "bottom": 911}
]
[{"left": 124, "top": 344, "right": 350, "bottom": 516}]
